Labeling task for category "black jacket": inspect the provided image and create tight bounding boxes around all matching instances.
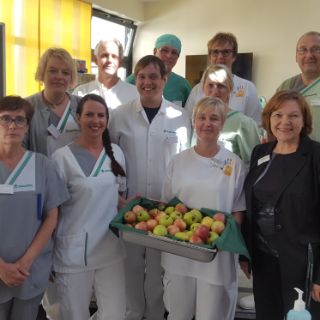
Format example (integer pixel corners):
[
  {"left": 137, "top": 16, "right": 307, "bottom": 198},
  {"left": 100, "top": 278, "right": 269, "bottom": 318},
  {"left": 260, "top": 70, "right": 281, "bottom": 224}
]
[{"left": 243, "top": 136, "right": 320, "bottom": 282}]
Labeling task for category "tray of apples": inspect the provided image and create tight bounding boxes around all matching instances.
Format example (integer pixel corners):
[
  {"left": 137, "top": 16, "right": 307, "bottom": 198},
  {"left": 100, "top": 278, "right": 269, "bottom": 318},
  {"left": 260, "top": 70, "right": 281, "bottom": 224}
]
[{"left": 111, "top": 198, "right": 230, "bottom": 262}]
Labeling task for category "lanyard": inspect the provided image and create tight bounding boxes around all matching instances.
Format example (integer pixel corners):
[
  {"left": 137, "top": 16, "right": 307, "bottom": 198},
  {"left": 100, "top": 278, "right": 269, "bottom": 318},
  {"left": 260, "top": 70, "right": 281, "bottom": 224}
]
[
  {"left": 6, "top": 151, "right": 33, "bottom": 185},
  {"left": 91, "top": 151, "right": 107, "bottom": 177}
]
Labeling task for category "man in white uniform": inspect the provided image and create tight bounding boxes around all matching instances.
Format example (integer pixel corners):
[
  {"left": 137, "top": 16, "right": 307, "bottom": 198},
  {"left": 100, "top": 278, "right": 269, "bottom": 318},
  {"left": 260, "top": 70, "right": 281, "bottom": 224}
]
[
  {"left": 185, "top": 32, "right": 261, "bottom": 125},
  {"left": 73, "top": 38, "right": 138, "bottom": 110},
  {"left": 109, "top": 55, "right": 191, "bottom": 320}
]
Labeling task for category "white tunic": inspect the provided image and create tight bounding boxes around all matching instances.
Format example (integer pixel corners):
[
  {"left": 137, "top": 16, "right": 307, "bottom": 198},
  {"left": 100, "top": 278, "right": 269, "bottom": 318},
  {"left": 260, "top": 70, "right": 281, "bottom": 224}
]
[
  {"left": 51, "top": 144, "right": 126, "bottom": 273},
  {"left": 73, "top": 79, "right": 138, "bottom": 111},
  {"left": 109, "top": 98, "right": 191, "bottom": 199},
  {"left": 185, "top": 74, "right": 261, "bottom": 125},
  {"left": 161, "top": 146, "right": 246, "bottom": 285}
]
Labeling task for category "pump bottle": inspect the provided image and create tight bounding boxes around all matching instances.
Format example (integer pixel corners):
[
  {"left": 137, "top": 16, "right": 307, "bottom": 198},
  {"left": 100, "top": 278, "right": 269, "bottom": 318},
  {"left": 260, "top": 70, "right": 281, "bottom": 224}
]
[{"left": 287, "top": 288, "right": 311, "bottom": 320}]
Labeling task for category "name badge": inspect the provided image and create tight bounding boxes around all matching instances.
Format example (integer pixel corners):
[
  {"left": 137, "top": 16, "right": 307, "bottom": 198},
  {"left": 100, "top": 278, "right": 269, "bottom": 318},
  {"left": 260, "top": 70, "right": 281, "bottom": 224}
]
[
  {"left": 47, "top": 124, "right": 61, "bottom": 139},
  {"left": 257, "top": 155, "right": 270, "bottom": 166},
  {"left": 0, "top": 184, "right": 14, "bottom": 194}
]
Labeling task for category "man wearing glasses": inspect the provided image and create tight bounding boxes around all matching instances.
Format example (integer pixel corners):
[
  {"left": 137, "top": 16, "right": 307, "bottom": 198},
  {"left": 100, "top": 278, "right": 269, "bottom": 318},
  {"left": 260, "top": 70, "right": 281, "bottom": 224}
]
[
  {"left": 126, "top": 34, "right": 192, "bottom": 107},
  {"left": 185, "top": 32, "right": 261, "bottom": 125},
  {"left": 277, "top": 31, "right": 320, "bottom": 142}
]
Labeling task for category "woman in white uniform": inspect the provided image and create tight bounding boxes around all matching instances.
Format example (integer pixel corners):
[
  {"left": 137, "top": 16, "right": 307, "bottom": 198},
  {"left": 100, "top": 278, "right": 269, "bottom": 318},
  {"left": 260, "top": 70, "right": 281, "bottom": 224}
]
[
  {"left": 161, "top": 97, "right": 246, "bottom": 320},
  {"left": 0, "top": 96, "right": 69, "bottom": 320},
  {"left": 196, "top": 64, "right": 260, "bottom": 165},
  {"left": 25, "top": 47, "right": 81, "bottom": 156},
  {"left": 50, "top": 94, "right": 127, "bottom": 320}
]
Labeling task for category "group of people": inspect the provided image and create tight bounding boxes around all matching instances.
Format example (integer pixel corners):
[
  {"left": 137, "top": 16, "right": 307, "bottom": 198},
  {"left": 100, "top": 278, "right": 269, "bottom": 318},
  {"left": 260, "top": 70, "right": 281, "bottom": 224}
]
[{"left": 0, "top": 29, "right": 320, "bottom": 320}]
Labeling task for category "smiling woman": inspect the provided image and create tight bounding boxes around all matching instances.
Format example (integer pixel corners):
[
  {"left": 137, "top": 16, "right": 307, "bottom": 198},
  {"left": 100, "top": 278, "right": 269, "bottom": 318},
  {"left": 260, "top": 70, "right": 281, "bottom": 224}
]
[
  {"left": 243, "top": 90, "right": 320, "bottom": 319},
  {"left": 0, "top": 96, "right": 69, "bottom": 320},
  {"left": 25, "top": 48, "right": 81, "bottom": 156}
]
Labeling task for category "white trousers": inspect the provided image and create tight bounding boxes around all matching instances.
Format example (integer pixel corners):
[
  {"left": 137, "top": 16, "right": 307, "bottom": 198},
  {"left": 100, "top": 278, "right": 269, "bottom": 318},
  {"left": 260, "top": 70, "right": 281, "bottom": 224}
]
[
  {"left": 163, "top": 271, "right": 238, "bottom": 320},
  {"left": 124, "top": 242, "right": 165, "bottom": 320},
  {"left": 44, "top": 260, "right": 125, "bottom": 320}
]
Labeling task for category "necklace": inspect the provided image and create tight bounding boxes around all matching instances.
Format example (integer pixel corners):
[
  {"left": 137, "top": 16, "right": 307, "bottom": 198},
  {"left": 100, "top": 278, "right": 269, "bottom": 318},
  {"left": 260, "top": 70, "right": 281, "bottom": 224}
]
[{"left": 42, "top": 91, "right": 67, "bottom": 109}]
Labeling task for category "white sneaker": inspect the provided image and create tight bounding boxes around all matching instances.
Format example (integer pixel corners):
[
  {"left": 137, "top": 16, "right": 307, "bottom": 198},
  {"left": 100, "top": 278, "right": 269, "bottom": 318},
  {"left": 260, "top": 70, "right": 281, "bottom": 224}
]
[{"left": 238, "top": 294, "right": 255, "bottom": 310}]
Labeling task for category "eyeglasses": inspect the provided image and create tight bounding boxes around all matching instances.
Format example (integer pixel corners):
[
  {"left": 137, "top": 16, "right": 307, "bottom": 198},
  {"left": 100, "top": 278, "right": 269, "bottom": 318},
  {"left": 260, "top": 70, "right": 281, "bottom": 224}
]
[
  {"left": 296, "top": 46, "right": 320, "bottom": 55},
  {"left": 209, "top": 49, "right": 234, "bottom": 57},
  {"left": 0, "top": 115, "right": 28, "bottom": 128}
]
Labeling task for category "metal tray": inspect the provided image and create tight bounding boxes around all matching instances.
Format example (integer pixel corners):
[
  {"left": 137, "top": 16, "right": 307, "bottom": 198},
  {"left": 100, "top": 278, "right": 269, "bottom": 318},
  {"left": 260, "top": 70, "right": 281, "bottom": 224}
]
[{"left": 119, "top": 229, "right": 217, "bottom": 262}]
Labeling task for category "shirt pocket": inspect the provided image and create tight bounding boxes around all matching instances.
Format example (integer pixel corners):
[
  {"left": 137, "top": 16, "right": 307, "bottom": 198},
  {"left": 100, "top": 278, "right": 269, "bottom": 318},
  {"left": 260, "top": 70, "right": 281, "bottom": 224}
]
[{"left": 54, "top": 231, "right": 87, "bottom": 269}]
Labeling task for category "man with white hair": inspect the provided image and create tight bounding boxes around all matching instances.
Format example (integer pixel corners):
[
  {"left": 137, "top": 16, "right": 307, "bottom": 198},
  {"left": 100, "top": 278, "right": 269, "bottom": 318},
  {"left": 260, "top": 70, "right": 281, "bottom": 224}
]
[{"left": 74, "top": 38, "right": 138, "bottom": 110}]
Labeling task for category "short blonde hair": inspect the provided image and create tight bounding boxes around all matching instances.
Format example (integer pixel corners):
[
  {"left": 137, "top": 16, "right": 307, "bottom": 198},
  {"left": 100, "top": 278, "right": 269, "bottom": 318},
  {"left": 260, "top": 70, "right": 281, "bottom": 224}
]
[
  {"left": 201, "top": 64, "right": 233, "bottom": 92},
  {"left": 192, "top": 96, "right": 226, "bottom": 126},
  {"left": 35, "top": 47, "right": 78, "bottom": 88}
]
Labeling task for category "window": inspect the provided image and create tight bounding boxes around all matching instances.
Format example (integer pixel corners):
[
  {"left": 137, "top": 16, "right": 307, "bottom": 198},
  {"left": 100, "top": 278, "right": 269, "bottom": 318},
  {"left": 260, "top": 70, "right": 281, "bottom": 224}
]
[{"left": 91, "top": 9, "right": 137, "bottom": 79}]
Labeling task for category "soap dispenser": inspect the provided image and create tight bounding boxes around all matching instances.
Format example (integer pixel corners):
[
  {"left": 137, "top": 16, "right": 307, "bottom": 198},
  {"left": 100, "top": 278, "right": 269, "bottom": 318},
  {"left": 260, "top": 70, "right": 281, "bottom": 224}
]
[{"left": 287, "top": 288, "right": 311, "bottom": 320}]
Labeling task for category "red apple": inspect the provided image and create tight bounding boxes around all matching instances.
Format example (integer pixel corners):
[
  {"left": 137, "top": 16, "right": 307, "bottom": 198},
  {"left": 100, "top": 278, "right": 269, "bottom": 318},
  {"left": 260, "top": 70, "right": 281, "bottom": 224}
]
[
  {"left": 194, "top": 225, "right": 209, "bottom": 241},
  {"left": 167, "top": 225, "right": 180, "bottom": 236},
  {"left": 173, "top": 218, "right": 187, "bottom": 231},
  {"left": 189, "top": 234, "right": 204, "bottom": 244},
  {"left": 175, "top": 203, "right": 188, "bottom": 214},
  {"left": 132, "top": 205, "right": 145, "bottom": 214},
  {"left": 146, "top": 219, "right": 158, "bottom": 231},
  {"left": 149, "top": 208, "right": 161, "bottom": 219},
  {"left": 213, "top": 212, "right": 226, "bottom": 223},
  {"left": 211, "top": 220, "right": 225, "bottom": 234},
  {"left": 124, "top": 211, "right": 137, "bottom": 224},
  {"left": 135, "top": 221, "right": 148, "bottom": 231}
]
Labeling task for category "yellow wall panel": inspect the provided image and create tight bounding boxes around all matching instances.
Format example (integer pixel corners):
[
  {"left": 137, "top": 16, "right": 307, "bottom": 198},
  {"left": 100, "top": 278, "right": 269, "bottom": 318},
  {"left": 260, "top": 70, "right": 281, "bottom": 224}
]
[{"left": 1, "top": 0, "right": 91, "bottom": 96}]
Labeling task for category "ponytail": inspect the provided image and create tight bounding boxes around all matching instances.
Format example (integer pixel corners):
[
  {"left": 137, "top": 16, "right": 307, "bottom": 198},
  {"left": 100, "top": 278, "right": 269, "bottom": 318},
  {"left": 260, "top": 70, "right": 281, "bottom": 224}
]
[{"left": 102, "top": 128, "right": 126, "bottom": 177}]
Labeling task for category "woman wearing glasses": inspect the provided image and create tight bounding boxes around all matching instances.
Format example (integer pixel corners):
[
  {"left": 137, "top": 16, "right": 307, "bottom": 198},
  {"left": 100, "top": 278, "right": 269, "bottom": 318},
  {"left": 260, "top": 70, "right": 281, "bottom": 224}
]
[
  {"left": 185, "top": 32, "right": 261, "bottom": 125},
  {"left": 25, "top": 47, "right": 81, "bottom": 156},
  {"left": 0, "top": 96, "right": 69, "bottom": 320}
]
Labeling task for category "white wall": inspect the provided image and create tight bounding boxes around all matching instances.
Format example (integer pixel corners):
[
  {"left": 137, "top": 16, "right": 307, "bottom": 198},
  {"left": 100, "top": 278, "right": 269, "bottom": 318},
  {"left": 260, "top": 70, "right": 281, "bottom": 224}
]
[{"left": 131, "top": 0, "right": 320, "bottom": 99}]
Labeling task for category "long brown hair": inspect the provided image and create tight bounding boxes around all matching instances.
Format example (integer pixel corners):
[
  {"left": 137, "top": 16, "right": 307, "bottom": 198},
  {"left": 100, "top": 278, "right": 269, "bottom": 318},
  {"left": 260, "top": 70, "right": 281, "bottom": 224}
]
[{"left": 77, "top": 94, "right": 125, "bottom": 177}]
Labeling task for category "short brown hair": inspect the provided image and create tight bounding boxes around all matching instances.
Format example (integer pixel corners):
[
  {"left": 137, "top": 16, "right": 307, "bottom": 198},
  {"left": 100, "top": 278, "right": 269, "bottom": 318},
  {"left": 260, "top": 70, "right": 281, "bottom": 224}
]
[
  {"left": 0, "top": 95, "right": 34, "bottom": 124},
  {"left": 262, "top": 90, "right": 312, "bottom": 139},
  {"left": 207, "top": 32, "right": 238, "bottom": 56},
  {"left": 35, "top": 47, "right": 78, "bottom": 88},
  {"left": 134, "top": 55, "right": 166, "bottom": 78}
]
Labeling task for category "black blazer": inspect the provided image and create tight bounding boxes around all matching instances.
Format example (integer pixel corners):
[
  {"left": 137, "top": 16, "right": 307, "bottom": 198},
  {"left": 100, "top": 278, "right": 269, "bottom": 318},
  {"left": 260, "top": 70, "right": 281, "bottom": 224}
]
[{"left": 243, "top": 136, "right": 320, "bottom": 281}]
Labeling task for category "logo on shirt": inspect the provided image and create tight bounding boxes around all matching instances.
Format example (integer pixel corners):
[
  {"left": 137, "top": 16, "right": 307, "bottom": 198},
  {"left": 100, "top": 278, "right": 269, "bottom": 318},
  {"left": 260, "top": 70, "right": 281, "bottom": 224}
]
[
  {"left": 210, "top": 158, "right": 233, "bottom": 176},
  {"left": 235, "top": 85, "right": 246, "bottom": 97}
]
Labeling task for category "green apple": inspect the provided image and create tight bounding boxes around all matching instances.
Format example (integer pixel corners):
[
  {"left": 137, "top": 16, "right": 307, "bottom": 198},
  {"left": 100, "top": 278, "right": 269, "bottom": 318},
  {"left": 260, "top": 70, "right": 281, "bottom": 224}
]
[
  {"left": 201, "top": 216, "right": 213, "bottom": 229},
  {"left": 183, "top": 211, "right": 198, "bottom": 226},
  {"left": 169, "top": 210, "right": 183, "bottom": 221},
  {"left": 174, "top": 232, "right": 189, "bottom": 241},
  {"left": 190, "top": 222, "right": 201, "bottom": 232},
  {"left": 136, "top": 210, "right": 150, "bottom": 222},
  {"left": 165, "top": 206, "right": 175, "bottom": 214},
  {"left": 159, "top": 215, "right": 174, "bottom": 227},
  {"left": 207, "top": 231, "right": 219, "bottom": 245},
  {"left": 189, "top": 209, "right": 202, "bottom": 222},
  {"left": 153, "top": 225, "right": 168, "bottom": 236}
]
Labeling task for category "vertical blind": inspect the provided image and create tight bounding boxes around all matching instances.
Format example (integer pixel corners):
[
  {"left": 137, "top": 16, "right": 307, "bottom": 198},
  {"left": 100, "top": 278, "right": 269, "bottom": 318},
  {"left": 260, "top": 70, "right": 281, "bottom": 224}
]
[{"left": 0, "top": 0, "right": 91, "bottom": 96}]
